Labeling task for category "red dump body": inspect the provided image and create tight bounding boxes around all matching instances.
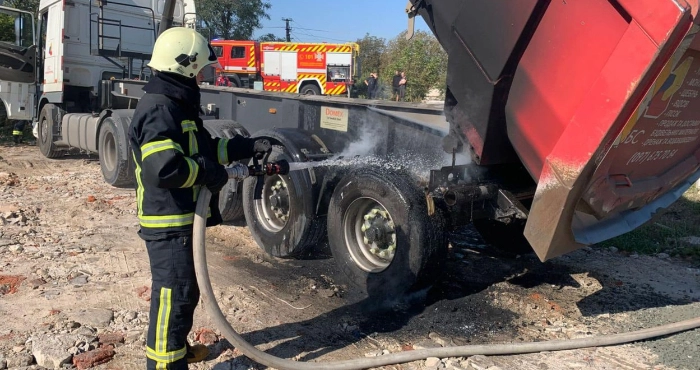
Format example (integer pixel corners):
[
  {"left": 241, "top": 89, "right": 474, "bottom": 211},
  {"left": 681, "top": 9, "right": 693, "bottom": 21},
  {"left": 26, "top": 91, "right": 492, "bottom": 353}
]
[{"left": 413, "top": 0, "right": 700, "bottom": 260}]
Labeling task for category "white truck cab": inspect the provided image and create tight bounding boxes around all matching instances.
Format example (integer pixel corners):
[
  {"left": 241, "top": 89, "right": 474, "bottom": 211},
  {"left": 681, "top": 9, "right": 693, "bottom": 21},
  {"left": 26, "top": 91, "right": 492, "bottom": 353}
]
[
  {"left": 34, "top": 0, "right": 196, "bottom": 117},
  {"left": 0, "top": 5, "right": 36, "bottom": 122},
  {"left": 1, "top": 0, "right": 195, "bottom": 165}
]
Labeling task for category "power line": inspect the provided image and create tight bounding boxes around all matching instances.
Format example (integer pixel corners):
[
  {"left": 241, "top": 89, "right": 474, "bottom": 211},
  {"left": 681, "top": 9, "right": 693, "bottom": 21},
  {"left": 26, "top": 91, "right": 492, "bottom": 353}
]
[
  {"left": 293, "top": 29, "right": 353, "bottom": 43},
  {"left": 289, "top": 20, "right": 354, "bottom": 43},
  {"left": 294, "top": 26, "right": 330, "bottom": 33},
  {"left": 291, "top": 20, "right": 331, "bottom": 33}
]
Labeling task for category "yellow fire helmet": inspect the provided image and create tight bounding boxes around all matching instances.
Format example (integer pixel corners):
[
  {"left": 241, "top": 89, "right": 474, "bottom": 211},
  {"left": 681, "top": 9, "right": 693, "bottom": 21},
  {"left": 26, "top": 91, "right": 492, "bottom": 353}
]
[{"left": 147, "top": 27, "right": 220, "bottom": 78}]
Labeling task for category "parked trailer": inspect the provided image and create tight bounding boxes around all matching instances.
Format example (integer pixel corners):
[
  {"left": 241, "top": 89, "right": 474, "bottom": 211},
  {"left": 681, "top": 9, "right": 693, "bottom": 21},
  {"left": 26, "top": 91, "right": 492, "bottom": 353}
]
[
  {"left": 46, "top": 74, "right": 460, "bottom": 298},
  {"left": 70, "top": 78, "right": 533, "bottom": 299}
]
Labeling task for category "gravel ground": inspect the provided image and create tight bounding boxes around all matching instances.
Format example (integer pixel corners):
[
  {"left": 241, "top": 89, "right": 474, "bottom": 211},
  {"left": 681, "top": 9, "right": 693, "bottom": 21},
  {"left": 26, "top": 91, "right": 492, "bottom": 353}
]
[{"left": 0, "top": 143, "right": 698, "bottom": 370}]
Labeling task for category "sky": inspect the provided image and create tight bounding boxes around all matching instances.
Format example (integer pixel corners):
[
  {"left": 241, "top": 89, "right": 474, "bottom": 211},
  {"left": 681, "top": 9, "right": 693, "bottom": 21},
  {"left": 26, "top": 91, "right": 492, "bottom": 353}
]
[{"left": 251, "top": 0, "right": 431, "bottom": 43}]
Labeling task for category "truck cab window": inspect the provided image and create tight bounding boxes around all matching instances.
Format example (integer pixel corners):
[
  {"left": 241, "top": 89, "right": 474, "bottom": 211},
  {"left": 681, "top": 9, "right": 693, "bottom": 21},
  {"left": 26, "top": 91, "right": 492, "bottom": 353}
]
[
  {"left": 213, "top": 45, "right": 223, "bottom": 57},
  {"left": 231, "top": 46, "right": 245, "bottom": 59},
  {"left": 39, "top": 12, "right": 48, "bottom": 50},
  {"left": 0, "top": 8, "right": 34, "bottom": 47}
]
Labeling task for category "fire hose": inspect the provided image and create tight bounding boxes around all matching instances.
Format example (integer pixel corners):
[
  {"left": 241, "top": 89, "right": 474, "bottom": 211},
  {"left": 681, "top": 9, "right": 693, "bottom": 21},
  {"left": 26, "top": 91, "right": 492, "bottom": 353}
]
[{"left": 192, "top": 172, "right": 700, "bottom": 370}]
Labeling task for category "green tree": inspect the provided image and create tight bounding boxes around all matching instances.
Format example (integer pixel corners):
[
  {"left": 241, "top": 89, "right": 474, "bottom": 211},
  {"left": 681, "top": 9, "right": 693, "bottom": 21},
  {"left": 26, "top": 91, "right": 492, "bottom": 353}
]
[
  {"left": 351, "top": 34, "right": 385, "bottom": 98},
  {"left": 355, "top": 33, "right": 385, "bottom": 78},
  {"left": 380, "top": 30, "right": 447, "bottom": 102},
  {"left": 195, "top": 0, "right": 271, "bottom": 40},
  {"left": 257, "top": 33, "right": 284, "bottom": 42},
  {"left": 3, "top": 0, "right": 40, "bottom": 13},
  {"left": 0, "top": 0, "right": 40, "bottom": 46}
]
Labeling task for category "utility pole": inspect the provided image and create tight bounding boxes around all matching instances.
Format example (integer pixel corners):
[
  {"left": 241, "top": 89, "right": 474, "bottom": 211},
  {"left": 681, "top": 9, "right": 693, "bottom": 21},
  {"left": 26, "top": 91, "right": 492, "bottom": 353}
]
[{"left": 282, "top": 18, "right": 293, "bottom": 42}]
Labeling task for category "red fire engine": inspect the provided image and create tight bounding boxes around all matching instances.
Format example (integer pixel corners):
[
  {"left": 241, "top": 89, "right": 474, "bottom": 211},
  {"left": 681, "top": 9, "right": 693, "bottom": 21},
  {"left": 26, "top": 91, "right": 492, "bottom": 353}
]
[{"left": 210, "top": 40, "right": 360, "bottom": 96}]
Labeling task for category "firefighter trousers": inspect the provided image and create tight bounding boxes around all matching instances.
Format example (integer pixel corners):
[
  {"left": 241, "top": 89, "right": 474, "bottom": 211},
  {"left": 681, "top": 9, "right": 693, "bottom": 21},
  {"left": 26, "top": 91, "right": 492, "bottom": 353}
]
[
  {"left": 145, "top": 234, "right": 199, "bottom": 370},
  {"left": 12, "top": 121, "right": 26, "bottom": 143}
]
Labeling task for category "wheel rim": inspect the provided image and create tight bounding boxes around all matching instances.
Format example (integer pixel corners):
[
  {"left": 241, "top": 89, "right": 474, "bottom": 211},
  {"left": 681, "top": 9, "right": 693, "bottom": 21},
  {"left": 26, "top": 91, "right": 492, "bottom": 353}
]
[
  {"left": 40, "top": 117, "right": 49, "bottom": 146},
  {"left": 254, "top": 175, "right": 291, "bottom": 232},
  {"left": 342, "top": 197, "right": 397, "bottom": 273},
  {"left": 102, "top": 130, "right": 117, "bottom": 172}
]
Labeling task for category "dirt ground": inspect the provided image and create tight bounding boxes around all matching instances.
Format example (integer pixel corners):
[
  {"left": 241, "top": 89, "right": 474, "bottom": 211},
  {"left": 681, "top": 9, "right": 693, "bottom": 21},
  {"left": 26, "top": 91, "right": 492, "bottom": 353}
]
[{"left": 0, "top": 143, "right": 699, "bottom": 370}]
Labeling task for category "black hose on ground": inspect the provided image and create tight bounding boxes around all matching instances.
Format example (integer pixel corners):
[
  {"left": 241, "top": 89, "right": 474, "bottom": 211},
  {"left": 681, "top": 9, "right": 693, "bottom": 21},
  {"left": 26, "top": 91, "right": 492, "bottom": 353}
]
[{"left": 193, "top": 187, "right": 700, "bottom": 370}]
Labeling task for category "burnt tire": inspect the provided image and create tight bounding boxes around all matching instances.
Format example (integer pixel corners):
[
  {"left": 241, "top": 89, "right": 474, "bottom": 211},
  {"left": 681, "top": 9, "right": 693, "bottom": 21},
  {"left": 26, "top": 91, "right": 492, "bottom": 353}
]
[
  {"left": 203, "top": 120, "right": 251, "bottom": 223},
  {"left": 327, "top": 166, "right": 448, "bottom": 301},
  {"left": 473, "top": 219, "right": 533, "bottom": 255},
  {"left": 37, "top": 104, "right": 61, "bottom": 158},
  {"left": 99, "top": 116, "right": 135, "bottom": 188},
  {"left": 300, "top": 84, "right": 321, "bottom": 95},
  {"left": 242, "top": 128, "right": 327, "bottom": 258}
]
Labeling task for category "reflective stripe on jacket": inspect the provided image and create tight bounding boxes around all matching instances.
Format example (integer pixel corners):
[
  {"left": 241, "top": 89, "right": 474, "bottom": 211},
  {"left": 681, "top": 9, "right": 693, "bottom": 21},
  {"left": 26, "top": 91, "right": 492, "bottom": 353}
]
[{"left": 128, "top": 92, "right": 253, "bottom": 239}]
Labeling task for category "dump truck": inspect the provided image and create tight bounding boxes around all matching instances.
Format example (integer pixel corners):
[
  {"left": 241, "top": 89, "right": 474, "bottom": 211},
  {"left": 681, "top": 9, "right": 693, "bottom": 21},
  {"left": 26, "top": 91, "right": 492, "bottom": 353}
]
[{"left": 2, "top": 0, "right": 699, "bottom": 300}]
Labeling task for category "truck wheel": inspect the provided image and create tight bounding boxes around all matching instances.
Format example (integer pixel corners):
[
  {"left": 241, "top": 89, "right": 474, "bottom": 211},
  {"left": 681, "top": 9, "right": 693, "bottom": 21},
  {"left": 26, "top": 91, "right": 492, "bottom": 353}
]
[
  {"left": 98, "top": 116, "right": 135, "bottom": 188},
  {"left": 473, "top": 219, "right": 533, "bottom": 255},
  {"left": 203, "top": 120, "right": 251, "bottom": 223},
  {"left": 37, "top": 104, "right": 61, "bottom": 158},
  {"left": 300, "top": 84, "right": 321, "bottom": 95},
  {"left": 228, "top": 74, "right": 242, "bottom": 88},
  {"left": 242, "top": 128, "right": 327, "bottom": 258},
  {"left": 327, "top": 166, "right": 448, "bottom": 300}
]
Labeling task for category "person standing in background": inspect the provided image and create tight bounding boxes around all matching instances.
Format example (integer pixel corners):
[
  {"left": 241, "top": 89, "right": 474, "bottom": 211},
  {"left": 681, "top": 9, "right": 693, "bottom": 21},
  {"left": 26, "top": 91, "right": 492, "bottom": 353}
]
[
  {"left": 398, "top": 72, "right": 407, "bottom": 101},
  {"left": 365, "top": 72, "right": 378, "bottom": 99},
  {"left": 392, "top": 70, "right": 402, "bottom": 101}
]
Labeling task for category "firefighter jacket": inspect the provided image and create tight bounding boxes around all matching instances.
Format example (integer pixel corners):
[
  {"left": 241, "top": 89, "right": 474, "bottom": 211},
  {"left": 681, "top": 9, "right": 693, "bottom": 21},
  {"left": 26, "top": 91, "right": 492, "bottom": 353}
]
[{"left": 128, "top": 72, "right": 254, "bottom": 239}]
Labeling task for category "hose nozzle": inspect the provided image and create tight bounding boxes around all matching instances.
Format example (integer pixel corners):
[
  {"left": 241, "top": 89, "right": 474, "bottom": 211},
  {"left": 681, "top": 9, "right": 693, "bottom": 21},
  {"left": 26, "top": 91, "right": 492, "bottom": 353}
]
[{"left": 264, "top": 160, "right": 290, "bottom": 176}]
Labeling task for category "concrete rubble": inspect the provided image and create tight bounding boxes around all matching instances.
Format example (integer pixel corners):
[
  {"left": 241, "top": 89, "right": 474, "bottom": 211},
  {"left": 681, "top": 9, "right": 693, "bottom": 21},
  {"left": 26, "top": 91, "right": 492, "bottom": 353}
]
[{"left": 31, "top": 334, "right": 93, "bottom": 368}]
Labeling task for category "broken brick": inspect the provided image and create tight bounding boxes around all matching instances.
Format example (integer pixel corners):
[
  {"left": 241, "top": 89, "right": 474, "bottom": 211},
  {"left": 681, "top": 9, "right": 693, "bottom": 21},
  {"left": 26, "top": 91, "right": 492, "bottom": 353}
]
[
  {"left": 194, "top": 328, "right": 219, "bottom": 345},
  {"left": 135, "top": 286, "right": 151, "bottom": 302},
  {"left": 72, "top": 347, "right": 115, "bottom": 369},
  {"left": 86, "top": 195, "right": 97, "bottom": 203},
  {"left": 98, "top": 332, "right": 125, "bottom": 347},
  {"left": 0, "top": 275, "right": 26, "bottom": 295}
]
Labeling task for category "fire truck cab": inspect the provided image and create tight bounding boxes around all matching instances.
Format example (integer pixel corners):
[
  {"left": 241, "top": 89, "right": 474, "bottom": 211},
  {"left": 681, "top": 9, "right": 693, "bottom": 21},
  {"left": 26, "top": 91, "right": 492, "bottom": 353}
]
[{"left": 211, "top": 40, "right": 360, "bottom": 96}]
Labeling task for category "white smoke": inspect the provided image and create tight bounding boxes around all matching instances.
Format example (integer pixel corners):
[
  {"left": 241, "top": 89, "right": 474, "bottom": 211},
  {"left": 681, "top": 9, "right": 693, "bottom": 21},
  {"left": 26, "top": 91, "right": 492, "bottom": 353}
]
[{"left": 336, "top": 122, "right": 383, "bottom": 158}]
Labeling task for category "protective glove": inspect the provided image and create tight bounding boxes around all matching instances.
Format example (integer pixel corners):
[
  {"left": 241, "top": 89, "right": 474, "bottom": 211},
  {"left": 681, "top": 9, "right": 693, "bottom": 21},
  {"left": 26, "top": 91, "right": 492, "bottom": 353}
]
[{"left": 192, "top": 154, "right": 228, "bottom": 193}]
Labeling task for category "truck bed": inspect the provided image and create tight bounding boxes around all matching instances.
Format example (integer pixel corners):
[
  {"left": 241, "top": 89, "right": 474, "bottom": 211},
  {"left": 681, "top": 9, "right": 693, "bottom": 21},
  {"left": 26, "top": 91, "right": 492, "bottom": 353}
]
[
  {"left": 412, "top": 0, "right": 700, "bottom": 260},
  {"left": 109, "top": 81, "right": 450, "bottom": 171}
]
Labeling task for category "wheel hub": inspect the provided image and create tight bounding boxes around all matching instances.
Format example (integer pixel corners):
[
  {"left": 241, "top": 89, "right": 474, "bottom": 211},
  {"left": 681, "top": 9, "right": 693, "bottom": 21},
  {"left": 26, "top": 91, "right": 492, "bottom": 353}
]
[
  {"left": 256, "top": 177, "right": 291, "bottom": 232},
  {"left": 343, "top": 200, "right": 397, "bottom": 273},
  {"left": 269, "top": 180, "right": 289, "bottom": 220}
]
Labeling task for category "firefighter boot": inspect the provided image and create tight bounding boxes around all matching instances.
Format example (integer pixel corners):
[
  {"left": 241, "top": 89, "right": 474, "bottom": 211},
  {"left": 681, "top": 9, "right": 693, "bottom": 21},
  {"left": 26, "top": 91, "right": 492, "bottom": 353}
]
[{"left": 185, "top": 343, "right": 209, "bottom": 363}]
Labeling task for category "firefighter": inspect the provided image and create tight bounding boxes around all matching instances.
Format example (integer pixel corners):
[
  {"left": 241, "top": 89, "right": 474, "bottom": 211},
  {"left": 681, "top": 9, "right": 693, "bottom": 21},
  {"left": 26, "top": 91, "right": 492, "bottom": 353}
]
[
  {"left": 12, "top": 120, "right": 26, "bottom": 144},
  {"left": 128, "top": 27, "right": 279, "bottom": 369}
]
